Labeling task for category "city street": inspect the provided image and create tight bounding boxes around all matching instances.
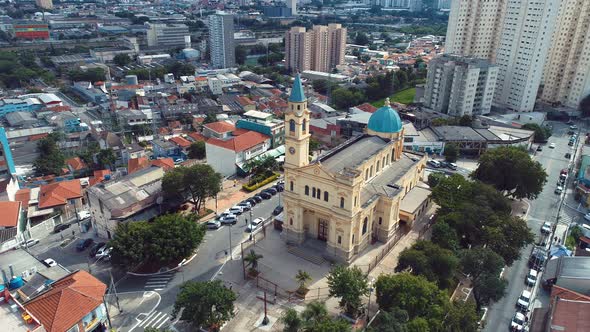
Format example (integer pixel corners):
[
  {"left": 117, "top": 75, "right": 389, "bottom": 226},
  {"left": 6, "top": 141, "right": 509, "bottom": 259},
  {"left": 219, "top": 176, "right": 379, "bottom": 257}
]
[
  {"left": 483, "top": 121, "right": 583, "bottom": 331},
  {"left": 114, "top": 189, "right": 284, "bottom": 331}
]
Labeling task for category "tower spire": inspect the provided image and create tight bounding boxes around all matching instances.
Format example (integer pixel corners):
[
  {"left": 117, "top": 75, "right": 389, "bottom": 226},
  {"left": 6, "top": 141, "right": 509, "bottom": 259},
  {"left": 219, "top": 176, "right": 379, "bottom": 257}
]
[{"left": 289, "top": 74, "right": 306, "bottom": 103}]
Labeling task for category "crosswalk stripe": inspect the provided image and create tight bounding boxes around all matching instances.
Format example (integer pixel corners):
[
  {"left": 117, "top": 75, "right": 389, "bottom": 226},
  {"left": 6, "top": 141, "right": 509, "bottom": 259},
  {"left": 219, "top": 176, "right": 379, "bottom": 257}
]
[
  {"left": 155, "top": 315, "right": 170, "bottom": 329},
  {"left": 142, "top": 312, "right": 165, "bottom": 327},
  {"left": 149, "top": 313, "right": 169, "bottom": 328},
  {"left": 145, "top": 285, "right": 167, "bottom": 289},
  {"left": 138, "top": 312, "right": 158, "bottom": 327}
]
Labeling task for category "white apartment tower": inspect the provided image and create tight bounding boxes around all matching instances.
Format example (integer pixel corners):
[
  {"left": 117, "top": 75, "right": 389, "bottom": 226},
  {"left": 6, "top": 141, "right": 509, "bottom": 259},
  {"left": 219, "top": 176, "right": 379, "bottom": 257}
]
[
  {"left": 424, "top": 54, "right": 498, "bottom": 116},
  {"left": 493, "top": 0, "right": 558, "bottom": 112},
  {"left": 445, "top": 0, "right": 506, "bottom": 62},
  {"left": 541, "top": 0, "right": 590, "bottom": 109},
  {"left": 287, "top": 0, "right": 297, "bottom": 15},
  {"left": 285, "top": 24, "right": 346, "bottom": 73},
  {"left": 208, "top": 12, "right": 235, "bottom": 69}
]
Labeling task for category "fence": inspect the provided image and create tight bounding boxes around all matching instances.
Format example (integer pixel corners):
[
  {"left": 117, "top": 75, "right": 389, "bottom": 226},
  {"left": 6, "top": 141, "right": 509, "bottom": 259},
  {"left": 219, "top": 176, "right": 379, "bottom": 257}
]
[
  {"left": 364, "top": 228, "right": 407, "bottom": 274},
  {"left": 240, "top": 216, "right": 274, "bottom": 279}
]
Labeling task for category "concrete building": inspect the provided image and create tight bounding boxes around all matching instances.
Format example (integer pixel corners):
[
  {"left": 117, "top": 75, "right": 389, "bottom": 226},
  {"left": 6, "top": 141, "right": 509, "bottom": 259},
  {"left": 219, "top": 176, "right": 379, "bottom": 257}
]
[
  {"left": 437, "top": 0, "right": 451, "bottom": 10},
  {"left": 445, "top": 0, "right": 505, "bottom": 62},
  {"left": 0, "top": 127, "right": 16, "bottom": 179},
  {"left": 375, "top": 0, "right": 422, "bottom": 11},
  {"left": 12, "top": 21, "right": 49, "bottom": 40},
  {"left": 35, "top": 0, "right": 52, "bottom": 10},
  {"left": 285, "top": 24, "right": 347, "bottom": 73},
  {"left": 424, "top": 54, "right": 498, "bottom": 116},
  {"left": 493, "top": 0, "right": 558, "bottom": 112},
  {"left": 146, "top": 23, "right": 189, "bottom": 48},
  {"left": 282, "top": 75, "right": 428, "bottom": 263},
  {"left": 287, "top": 0, "right": 297, "bottom": 15},
  {"left": 236, "top": 110, "right": 285, "bottom": 148},
  {"left": 541, "top": 0, "right": 590, "bottom": 109},
  {"left": 208, "top": 12, "right": 235, "bottom": 69},
  {"left": 86, "top": 166, "right": 164, "bottom": 239}
]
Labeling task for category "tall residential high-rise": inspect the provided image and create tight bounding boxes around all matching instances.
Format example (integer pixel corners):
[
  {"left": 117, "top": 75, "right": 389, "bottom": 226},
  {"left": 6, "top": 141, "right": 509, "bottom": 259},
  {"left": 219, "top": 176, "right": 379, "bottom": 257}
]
[
  {"left": 445, "top": 0, "right": 506, "bottom": 62},
  {"left": 208, "top": 12, "right": 235, "bottom": 69},
  {"left": 285, "top": 24, "right": 346, "bottom": 73},
  {"left": 287, "top": 0, "right": 297, "bottom": 15},
  {"left": 146, "top": 23, "right": 190, "bottom": 48},
  {"left": 437, "top": 0, "right": 451, "bottom": 10},
  {"left": 35, "top": 0, "right": 53, "bottom": 10},
  {"left": 493, "top": 0, "right": 558, "bottom": 112},
  {"left": 424, "top": 54, "right": 498, "bottom": 116},
  {"left": 374, "top": 0, "right": 422, "bottom": 11},
  {"left": 541, "top": 0, "right": 590, "bottom": 109}
]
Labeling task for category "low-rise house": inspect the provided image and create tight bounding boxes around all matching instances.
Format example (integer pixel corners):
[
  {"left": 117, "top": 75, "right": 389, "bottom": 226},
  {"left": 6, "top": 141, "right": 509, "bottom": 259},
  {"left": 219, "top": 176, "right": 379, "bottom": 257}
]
[
  {"left": 86, "top": 166, "right": 164, "bottom": 239},
  {"left": 122, "top": 143, "right": 147, "bottom": 162},
  {"left": 128, "top": 156, "right": 151, "bottom": 174},
  {"left": 206, "top": 130, "right": 271, "bottom": 177},
  {"left": 0, "top": 201, "right": 26, "bottom": 252},
  {"left": 236, "top": 110, "right": 285, "bottom": 148},
  {"left": 152, "top": 139, "right": 185, "bottom": 160},
  {"left": 65, "top": 157, "right": 88, "bottom": 174},
  {"left": 203, "top": 121, "right": 236, "bottom": 140}
]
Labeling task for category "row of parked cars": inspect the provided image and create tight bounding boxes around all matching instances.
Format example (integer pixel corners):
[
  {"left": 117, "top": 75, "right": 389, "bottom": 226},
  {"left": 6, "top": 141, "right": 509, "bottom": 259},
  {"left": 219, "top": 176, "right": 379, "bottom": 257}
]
[
  {"left": 76, "top": 238, "right": 112, "bottom": 261},
  {"left": 206, "top": 181, "right": 285, "bottom": 230},
  {"left": 427, "top": 159, "right": 458, "bottom": 170}
]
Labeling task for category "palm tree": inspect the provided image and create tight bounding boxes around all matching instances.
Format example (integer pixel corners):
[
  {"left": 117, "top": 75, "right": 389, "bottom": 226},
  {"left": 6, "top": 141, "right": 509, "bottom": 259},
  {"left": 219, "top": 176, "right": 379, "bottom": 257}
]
[
  {"left": 295, "top": 270, "right": 312, "bottom": 293},
  {"left": 301, "top": 301, "right": 328, "bottom": 324},
  {"left": 280, "top": 308, "right": 302, "bottom": 332},
  {"left": 244, "top": 249, "right": 263, "bottom": 272}
]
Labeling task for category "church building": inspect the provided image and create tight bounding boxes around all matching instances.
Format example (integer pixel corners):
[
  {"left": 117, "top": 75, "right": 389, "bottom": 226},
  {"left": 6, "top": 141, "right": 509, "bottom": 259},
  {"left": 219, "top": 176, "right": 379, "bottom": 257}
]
[{"left": 282, "top": 74, "right": 429, "bottom": 263}]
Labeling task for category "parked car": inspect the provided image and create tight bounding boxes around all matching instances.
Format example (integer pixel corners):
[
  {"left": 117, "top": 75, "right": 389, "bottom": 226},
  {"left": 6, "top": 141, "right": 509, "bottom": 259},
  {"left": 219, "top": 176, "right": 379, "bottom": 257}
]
[
  {"left": 219, "top": 215, "right": 237, "bottom": 225},
  {"left": 76, "top": 238, "right": 94, "bottom": 251},
  {"left": 510, "top": 312, "right": 526, "bottom": 331},
  {"left": 584, "top": 213, "right": 590, "bottom": 222},
  {"left": 536, "top": 146, "right": 543, "bottom": 151},
  {"left": 541, "top": 222, "right": 552, "bottom": 234},
  {"left": 525, "top": 269, "right": 538, "bottom": 286},
  {"left": 428, "top": 160, "right": 441, "bottom": 168},
  {"left": 95, "top": 246, "right": 112, "bottom": 259},
  {"left": 246, "top": 217, "right": 264, "bottom": 232},
  {"left": 237, "top": 201, "right": 251, "bottom": 211},
  {"left": 529, "top": 247, "right": 547, "bottom": 270},
  {"left": 259, "top": 192, "right": 272, "bottom": 199},
  {"left": 570, "top": 125, "right": 578, "bottom": 130},
  {"left": 42, "top": 258, "right": 57, "bottom": 267},
  {"left": 89, "top": 242, "right": 106, "bottom": 257},
  {"left": 555, "top": 186, "right": 563, "bottom": 194},
  {"left": 207, "top": 220, "right": 221, "bottom": 229},
  {"left": 516, "top": 290, "right": 531, "bottom": 311},
  {"left": 568, "top": 141, "right": 574, "bottom": 146},
  {"left": 229, "top": 206, "right": 244, "bottom": 215},
  {"left": 264, "top": 187, "right": 278, "bottom": 195},
  {"left": 561, "top": 169, "right": 569, "bottom": 176},
  {"left": 565, "top": 152, "right": 572, "bottom": 159},
  {"left": 549, "top": 143, "right": 556, "bottom": 148},
  {"left": 448, "top": 162, "right": 458, "bottom": 170},
  {"left": 252, "top": 195, "right": 263, "bottom": 203},
  {"left": 245, "top": 198, "right": 257, "bottom": 207},
  {"left": 274, "top": 184, "right": 284, "bottom": 192},
  {"left": 21, "top": 239, "right": 39, "bottom": 248},
  {"left": 53, "top": 223, "right": 71, "bottom": 233},
  {"left": 273, "top": 205, "right": 284, "bottom": 216}
]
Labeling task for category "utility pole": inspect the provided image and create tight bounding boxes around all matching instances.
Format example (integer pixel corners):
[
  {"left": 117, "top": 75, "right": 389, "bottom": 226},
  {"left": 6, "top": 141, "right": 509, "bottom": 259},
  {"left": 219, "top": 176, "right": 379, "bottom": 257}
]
[{"left": 228, "top": 223, "right": 232, "bottom": 260}]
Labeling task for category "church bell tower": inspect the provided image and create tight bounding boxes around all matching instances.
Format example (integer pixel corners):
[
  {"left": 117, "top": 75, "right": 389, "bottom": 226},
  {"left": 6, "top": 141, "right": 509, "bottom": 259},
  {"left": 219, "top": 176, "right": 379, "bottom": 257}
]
[{"left": 284, "top": 74, "right": 310, "bottom": 169}]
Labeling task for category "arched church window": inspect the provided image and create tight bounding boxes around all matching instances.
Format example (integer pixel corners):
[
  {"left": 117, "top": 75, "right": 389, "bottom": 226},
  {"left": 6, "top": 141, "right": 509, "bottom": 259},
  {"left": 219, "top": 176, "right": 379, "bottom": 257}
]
[
  {"left": 305, "top": 185, "right": 309, "bottom": 195},
  {"left": 362, "top": 217, "right": 368, "bottom": 235},
  {"left": 289, "top": 119, "right": 296, "bottom": 133},
  {"left": 302, "top": 119, "right": 307, "bottom": 133}
]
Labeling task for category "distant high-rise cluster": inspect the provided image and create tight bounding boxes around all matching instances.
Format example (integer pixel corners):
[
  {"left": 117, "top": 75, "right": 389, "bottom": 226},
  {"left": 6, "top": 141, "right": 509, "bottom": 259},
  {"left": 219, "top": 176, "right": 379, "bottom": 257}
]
[
  {"left": 368, "top": 0, "right": 422, "bottom": 12},
  {"left": 285, "top": 24, "right": 346, "bottom": 73},
  {"left": 444, "top": 0, "right": 568, "bottom": 112},
  {"left": 208, "top": 12, "right": 235, "bottom": 69}
]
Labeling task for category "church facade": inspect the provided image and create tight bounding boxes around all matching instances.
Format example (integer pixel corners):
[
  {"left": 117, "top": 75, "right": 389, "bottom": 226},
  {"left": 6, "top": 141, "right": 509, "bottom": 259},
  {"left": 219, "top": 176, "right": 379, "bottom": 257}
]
[{"left": 282, "top": 75, "right": 428, "bottom": 263}]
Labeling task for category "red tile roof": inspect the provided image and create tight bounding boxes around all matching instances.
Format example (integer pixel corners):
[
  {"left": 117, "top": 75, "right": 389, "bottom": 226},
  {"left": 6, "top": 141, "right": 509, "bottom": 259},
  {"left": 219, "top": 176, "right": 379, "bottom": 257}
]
[
  {"left": 207, "top": 131, "right": 269, "bottom": 152},
  {"left": 549, "top": 287, "right": 590, "bottom": 332},
  {"left": 66, "top": 157, "right": 87, "bottom": 171},
  {"left": 168, "top": 120, "right": 182, "bottom": 129},
  {"left": 204, "top": 121, "right": 236, "bottom": 134},
  {"left": 0, "top": 201, "right": 20, "bottom": 227},
  {"left": 24, "top": 270, "right": 107, "bottom": 332},
  {"left": 169, "top": 136, "right": 191, "bottom": 148},
  {"left": 88, "top": 169, "right": 111, "bottom": 186},
  {"left": 356, "top": 103, "right": 378, "bottom": 113},
  {"left": 232, "top": 128, "right": 250, "bottom": 136},
  {"left": 16, "top": 188, "right": 30, "bottom": 208},
  {"left": 127, "top": 157, "right": 150, "bottom": 174},
  {"left": 38, "top": 180, "right": 82, "bottom": 209},
  {"left": 28, "top": 133, "right": 49, "bottom": 141},
  {"left": 236, "top": 96, "right": 255, "bottom": 107},
  {"left": 187, "top": 132, "right": 207, "bottom": 142},
  {"left": 151, "top": 158, "right": 175, "bottom": 171}
]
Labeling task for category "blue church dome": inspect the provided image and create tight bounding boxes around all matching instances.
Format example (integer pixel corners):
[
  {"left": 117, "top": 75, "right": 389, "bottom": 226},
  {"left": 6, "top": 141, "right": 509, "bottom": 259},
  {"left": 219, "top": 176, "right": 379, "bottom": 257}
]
[{"left": 367, "top": 98, "right": 403, "bottom": 133}]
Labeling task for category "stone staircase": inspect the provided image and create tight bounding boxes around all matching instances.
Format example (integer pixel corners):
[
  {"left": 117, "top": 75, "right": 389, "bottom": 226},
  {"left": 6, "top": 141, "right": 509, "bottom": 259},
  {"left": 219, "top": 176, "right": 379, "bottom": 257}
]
[{"left": 287, "top": 245, "right": 326, "bottom": 265}]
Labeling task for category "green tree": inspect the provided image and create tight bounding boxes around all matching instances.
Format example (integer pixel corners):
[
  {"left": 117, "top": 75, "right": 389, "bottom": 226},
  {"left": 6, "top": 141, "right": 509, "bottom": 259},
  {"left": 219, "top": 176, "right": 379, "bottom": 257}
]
[
  {"left": 68, "top": 68, "right": 106, "bottom": 82},
  {"left": 204, "top": 112, "right": 217, "bottom": 124},
  {"left": 581, "top": 94, "right": 590, "bottom": 117},
  {"left": 430, "top": 222, "right": 459, "bottom": 252},
  {"left": 97, "top": 148, "right": 116, "bottom": 170},
  {"left": 301, "top": 300, "right": 328, "bottom": 324},
  {"left": 148, "top": 214, "right": 206, "bottom": 265},
  {"left": 446, "top": 301, "right": 479, "bottom": 332},
  {"left": 172, "top": 280, "right": 236, "bottom": 330},
  {"left": 460, "top": 248, "right": 507, "bottom": 311},
  {"left": 309, "top": 137, "right": 321, "bottom": 153},
  {"left": 327, "top": 265, "right": 369, "bottom": 317},
  {"left": 459, "top": 115, "right": 472, "bottom": 127},
  {"left": 281, "top": 301, "right": 352, "bottom": 332},
  {"left": 375, "top": 273, "right": 448, "bottom": 328},
  {"left": 295, "top": 270, "right": 312, "bottom": 293},
  {"left": 443, "top": 143, "right": 459, "bottom": 162},
  {"left": 162, "top": 164, "right": 222, "bottom": 211},
  {"left": 472, "top": 146, "right": 547, "bottom": 199},
  {"left": 355, "top": 32, "right": 370, "bottom": 45},
  {"left": 312, "top": 79, "right": 329, "bottom": 94},
  {"left": 396, "top": 240, "right": 459, "bottom": 288},
  {"left": 113, "top": 53, "right": 132, "bottom": 67},
  {"left": 244, "top": 249, "right": 263, "bottom": 274},
  {"left": 187, "top": 141, "right": 206, "bottom": 159},
  {"left": 367, "top": 308, "right": 409, "bottom": 332},
  {"left": 280, "top": 308, "right": 303, "bottom": 332},
  {"left": 427, "top": 172, "right": 445, "bottom": 188},
  {"left": 109, "top": 221, "right": 151, "bottom": 266},
  {"left": 33, "top": 132, "right": 65, "bottom": 175},
  {"left": 522, "top": 123, "right": 552, "bottom": 143}
]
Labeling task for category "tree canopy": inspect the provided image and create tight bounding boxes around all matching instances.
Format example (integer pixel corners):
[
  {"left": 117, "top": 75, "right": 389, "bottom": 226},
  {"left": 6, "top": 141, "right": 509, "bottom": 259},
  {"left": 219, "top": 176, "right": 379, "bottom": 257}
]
[
  {"left": 109, "top": 213, "right": 205, "bottom": 267},
  {"left": 327, "top": 265, "right": 369, "bottom": 317},
  {"left": 460, "top": 247, "right": 507, "bottom": 311},
  {"left": 162, "top": 164, "right": 222, "bottom": 211},
  {"left": 471, "top": 146, "right": 547, "bottom": 200},
  {"left": 443, "top": 143, "right": 459, "bottom": 162},
  {"left": 188, "top": 141, "right": 206, "bottom": 159},
  {"left": 33, "top": 132, "right": 65, "bottom": 176},
  {"left": 396, "top": 240, "right": 459, "bottom": 289},
  {"left": 113, "top": 53, "right": 132, "bottom": 67},
  {"left": 522, "top": 123, "right": 552, "bottom": 143},
  {"left": 173, "top": 280, "right": 236, "bottom": 330},
  {"left": 280, "top": 301, "right": 352, "bottom": 332}
]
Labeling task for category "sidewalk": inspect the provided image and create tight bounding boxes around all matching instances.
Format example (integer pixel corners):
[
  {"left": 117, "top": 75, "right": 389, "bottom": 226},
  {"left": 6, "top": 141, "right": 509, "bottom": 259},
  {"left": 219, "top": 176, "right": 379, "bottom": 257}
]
[{"left": 105, "top": 291, "right": 160, "bottom": 332}]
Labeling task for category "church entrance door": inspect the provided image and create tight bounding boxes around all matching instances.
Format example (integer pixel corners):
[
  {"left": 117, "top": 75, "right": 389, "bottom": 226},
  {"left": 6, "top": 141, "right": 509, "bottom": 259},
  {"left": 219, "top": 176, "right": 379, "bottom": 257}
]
[{"left": 318, "top": 219, "right": 328, "bottom": 241}]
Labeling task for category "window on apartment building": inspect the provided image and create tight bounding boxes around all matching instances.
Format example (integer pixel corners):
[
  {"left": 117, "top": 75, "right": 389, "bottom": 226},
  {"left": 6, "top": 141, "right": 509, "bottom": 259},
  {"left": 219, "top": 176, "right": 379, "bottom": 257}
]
[
  {"left": 302, "top": 119, "right": 307, "bottom": 133},
  {"left": 289, "top": 120, "right": 296, "bottom": 133},
  {"left": 305, "top": 185, "right": 309, "bottom": 195},
  {"left": 365, "top": 169, "right": 368, "bottom": 181},
  {"left": 317, "top": 189, "right": 321, "bottom": 199},
  {"left": 340, "top": 197, "right": 345, "bottom": 208},
  {"left": 354, "top": 196, "right": 357, "bottom": 207},
  {"left": 362, "top": 217, "right": 368, "bottom": 235},
  {"left": 290, "top": 181, "right": 294, "bottom": 191},
  {"left": 324, "top": 191, "right": 329, "bottom": 202}
]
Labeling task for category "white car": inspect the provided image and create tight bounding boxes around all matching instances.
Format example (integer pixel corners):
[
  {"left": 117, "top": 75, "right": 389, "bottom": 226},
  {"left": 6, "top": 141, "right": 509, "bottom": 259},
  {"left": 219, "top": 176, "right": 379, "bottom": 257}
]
[
  {"left": 21, "top": 239, "right": 39, "bottom": 248},
  {"left": 555, "top": 186, "right": 563, "bottom": 195},
  {"left": 219, "top": 215, "right": 237, "bottom": 225},
  {"left": 95, "top": 247, "right": 112, "bottom": 259},
  {"left": 511, "top": 312, "right": 526, "bottom": 331},
  {"left": 525, "top": 269, "right": 538, "bottom": 286},
  {"left": 207, "top": 219, "right": 221, "bottom": 229},
  {"left": 229, "top": 206, "right": 244, "bottom": 215},
  {"left": 584, "top": 213, "right": 590, "bottom": 222},
  {"left": 549, "top": 143, "right": 556, "bottom": 148},
  {"left": 246, "top": 217, "right": 264, "bottom": 232},
  {"left": 42, "top": 258, "right": 57, "bottom": 267},
  {"left": 516, "top": 290, "right": 531, "bottom": 310},
  {"left": 541, "top": 222, "right": 552, "bottom": 234}
]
